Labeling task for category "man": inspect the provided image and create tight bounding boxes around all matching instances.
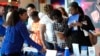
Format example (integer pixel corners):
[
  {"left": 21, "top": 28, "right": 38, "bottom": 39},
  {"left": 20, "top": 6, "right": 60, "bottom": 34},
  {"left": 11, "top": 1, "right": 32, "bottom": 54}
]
[
  {"left": 23, "top": 3, "right": 36, "bottom": 47},
  {"left": 26, "top": 3, "right": 36, "bottom": 30}
]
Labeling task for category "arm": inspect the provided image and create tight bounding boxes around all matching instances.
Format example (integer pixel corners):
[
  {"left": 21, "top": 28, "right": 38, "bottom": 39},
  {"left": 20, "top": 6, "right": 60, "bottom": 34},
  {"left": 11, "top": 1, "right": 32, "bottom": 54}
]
[
  {"left": 19, "top": 23, "right": 42, "bottom": 51},
  {"left": 40, "top": 24, "right": 46, "bottom": 49},
  {"left": 81, "top": 15, "right": 95, "bottom": 31},
  {"left": 94, "top": 31, "right": 100, "bottom": 36}
]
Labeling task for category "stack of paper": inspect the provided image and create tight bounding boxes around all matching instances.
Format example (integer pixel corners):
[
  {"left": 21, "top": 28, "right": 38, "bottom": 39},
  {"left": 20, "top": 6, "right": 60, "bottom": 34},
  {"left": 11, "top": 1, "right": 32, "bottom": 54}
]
[{"left": 46, "top": 49, "right": 57, "bottom": 56}]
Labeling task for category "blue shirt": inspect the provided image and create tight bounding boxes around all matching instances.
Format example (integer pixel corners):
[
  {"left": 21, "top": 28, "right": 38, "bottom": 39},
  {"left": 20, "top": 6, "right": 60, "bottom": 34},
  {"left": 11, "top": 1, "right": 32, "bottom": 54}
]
[
  {"left": 0, "top": 16, "right": 4, "bottom": 25},
  {"left": 0, "top": 16, "right": 5, "bottom": 36},
  {"left": 1, "top": 21, "right": 42, "bottom": 54}
]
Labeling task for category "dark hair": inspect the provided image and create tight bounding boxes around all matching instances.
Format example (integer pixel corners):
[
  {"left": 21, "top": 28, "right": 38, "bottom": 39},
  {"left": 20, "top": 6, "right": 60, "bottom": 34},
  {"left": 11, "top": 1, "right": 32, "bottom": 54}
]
[
  {"left": 26, "top": 3, "right": 35, "bottom": 9},
  {"left": 59, "top": 7, "right": 68, "bottom": 17},
  {"left": 78, "top": 6, "right": 84, "bottom": 15},
  {"left": 31, "top": 11, "right": 39, "bottom": 20},
  {"left": 44, "top": 4, "right": 53, "bottom": 14},
  {"left": 17, "top": 8, "right": 27, "bottom": 15},
  {"left": 70, "top": 2, "right": 79, "bottom": 9},
  {"left": 6, "top": 10, "right": 20, "bottom": 26},
  {"left": 50, "top": 9, "right": 63, "bottom": 22},
  {"left": 6, "top": 8, "right": 27, "bottom": 26},
  {"left": 7, "top": 5, "right": 15, "bottom": 12}
]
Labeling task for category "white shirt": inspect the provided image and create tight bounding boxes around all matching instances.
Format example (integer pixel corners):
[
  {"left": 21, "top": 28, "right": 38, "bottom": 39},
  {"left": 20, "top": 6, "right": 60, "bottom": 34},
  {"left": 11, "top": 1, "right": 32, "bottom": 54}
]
[
  {"left": 38, "top": 12, "right": 45, "bottom": 19},
  {"left": 40, "top": 15, "right": 55, "bottom": 43},
  {"left": 27, "top": 17, "right": 33, "bottom": 31}
]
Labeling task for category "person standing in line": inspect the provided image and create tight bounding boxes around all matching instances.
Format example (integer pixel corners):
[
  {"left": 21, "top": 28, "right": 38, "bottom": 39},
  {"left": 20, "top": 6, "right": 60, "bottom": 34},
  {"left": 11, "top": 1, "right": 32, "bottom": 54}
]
[
  {"left": 1, "top": 8, "right": 43, "bottom": 56},
  {"left": 58, "top": 7, "right": 68, "bottom": 19},
  {"left": 26, "top": 3, "right": 36, "bottom": 30},
  {"left": 64, "top": 2, "right": 95, "bottom": 53},
  {"left": 40, "top": 4, "right": 56, "bottom": 50},
  {"left": 30, "top": 11, "right": 44, "bottom": 47},
  {"left": 50, "top": 9, "right": 67, "bottom": 52}
]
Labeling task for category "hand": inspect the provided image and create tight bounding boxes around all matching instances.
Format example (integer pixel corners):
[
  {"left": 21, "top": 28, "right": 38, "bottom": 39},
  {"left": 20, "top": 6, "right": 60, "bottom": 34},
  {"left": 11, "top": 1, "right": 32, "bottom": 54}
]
[
  {"left": 69, "top": 22, "right": 82, "bottom": 28},
  {"left": 75, "top": 22, "right": 82, "bottom": 27},
  {"left": 30, "top": 31, "right": 34, "bottom": 33},
  {"left": 41, "top": 47, "right": 46, "bottom": 53},
  {"left": 69, "top": 23, "right": 76, "bottom": 28},
  {"left": 93, "top": 32, "right": 100, "bottom": 36},
  {"left": 41, "top": 44, "right": 47, "bottom": 52},
  {"left": 82, "top": 21, "right": 87, "bottom": 25}
]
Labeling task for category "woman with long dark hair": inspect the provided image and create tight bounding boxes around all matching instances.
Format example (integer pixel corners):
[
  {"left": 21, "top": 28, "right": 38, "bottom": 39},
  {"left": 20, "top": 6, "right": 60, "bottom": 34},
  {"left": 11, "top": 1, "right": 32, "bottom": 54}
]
[
  {"left": 58, "top": 7, "right": 68, "bottom": 19},
  {"left": 50, "top": 9, "right": 67, "bottom": 52},
  {"left": 1, "top": 8, "right": 43, "bottom": 56},
  {"left": 64, "top": 2, "right": 95, "bottom": 53}
]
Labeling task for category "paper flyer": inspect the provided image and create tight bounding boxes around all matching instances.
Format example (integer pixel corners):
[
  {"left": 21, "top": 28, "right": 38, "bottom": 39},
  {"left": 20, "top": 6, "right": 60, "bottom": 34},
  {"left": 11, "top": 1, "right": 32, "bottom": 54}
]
[
  {"left": 72, "top": 43, "right": 80, "bottom": 56},
  {"left": 88, "top": 46, "right": 96, "bottom": 56},
  {"left": 46, "top": 49, "right": 57, "bottom": 56}
]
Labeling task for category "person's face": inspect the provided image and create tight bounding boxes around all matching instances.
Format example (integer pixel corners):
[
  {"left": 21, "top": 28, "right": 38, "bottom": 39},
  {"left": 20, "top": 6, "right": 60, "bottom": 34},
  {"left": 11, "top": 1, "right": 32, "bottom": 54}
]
[
  {"left": 20, "top": 12, "right": 28, "bottom": 21},
  {"left": 27, "top": 7, "right": 36, "bottom": 16},
  {"left": 32, "top": 16, "right": 39, "bottom": 22},
  {"left": 0, "top": 6, "right": 5, "bottom": 16},
  {"left": 52, "top": 16, "right": 61, "bottom": 23},
  {"left": 69, "top": 7, "right": 78, "bottom": 15}
]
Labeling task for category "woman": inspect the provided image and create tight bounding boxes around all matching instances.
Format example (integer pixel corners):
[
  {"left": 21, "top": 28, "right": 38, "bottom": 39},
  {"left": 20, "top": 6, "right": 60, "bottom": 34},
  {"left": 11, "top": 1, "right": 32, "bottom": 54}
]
[
  {"left": 26, "top": 3, "right": 36, "bottom": 30},
  {"left": 1, "top": 8, "right": 43, "bottom": 56},
  {"left": 50, "top": 9, "right": 67, "bottom": 52},
  {"left": 30, "top": 11, "right": 43, "bottom": 46},
  {"left": 64, "top": 2, "right": 95, "bottom": 53},
  {"left": 58, "top": 7, "right": 68, "bottom": 19}
]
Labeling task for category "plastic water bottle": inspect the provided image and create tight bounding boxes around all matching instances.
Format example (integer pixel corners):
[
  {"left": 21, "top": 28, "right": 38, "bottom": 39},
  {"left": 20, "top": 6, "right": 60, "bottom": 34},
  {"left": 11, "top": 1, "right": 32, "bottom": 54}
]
[{"left": 64, "top": 47, "right": 70, "bottom": 56}]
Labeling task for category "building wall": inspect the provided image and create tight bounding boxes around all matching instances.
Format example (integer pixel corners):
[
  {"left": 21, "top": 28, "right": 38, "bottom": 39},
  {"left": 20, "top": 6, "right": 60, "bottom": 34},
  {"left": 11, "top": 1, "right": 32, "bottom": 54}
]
[
  {"left": 19, "top": 0, "right": 34, "bottom": 8},
  {"left": 0, "top": 0, "right": 7, "bottom": 2},
  {"left": 19, "top": 0, "right": 47, "bottom": 12}
]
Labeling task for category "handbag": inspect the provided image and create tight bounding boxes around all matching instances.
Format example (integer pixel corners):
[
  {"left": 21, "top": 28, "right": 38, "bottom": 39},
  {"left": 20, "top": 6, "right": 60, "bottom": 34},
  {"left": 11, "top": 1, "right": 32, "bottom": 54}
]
[
  {"left": 88, "top": 32, "right": 97, "bottom": 45},
  {"left": 82, "top": 15, "right": 97, "bottom": 45}
]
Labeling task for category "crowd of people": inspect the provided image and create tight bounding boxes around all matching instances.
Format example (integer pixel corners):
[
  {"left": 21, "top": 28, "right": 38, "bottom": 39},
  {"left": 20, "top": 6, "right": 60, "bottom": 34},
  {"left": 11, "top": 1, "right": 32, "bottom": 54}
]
[{"left": 0, "top": 1, "right": 99, "bottom": 56}]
